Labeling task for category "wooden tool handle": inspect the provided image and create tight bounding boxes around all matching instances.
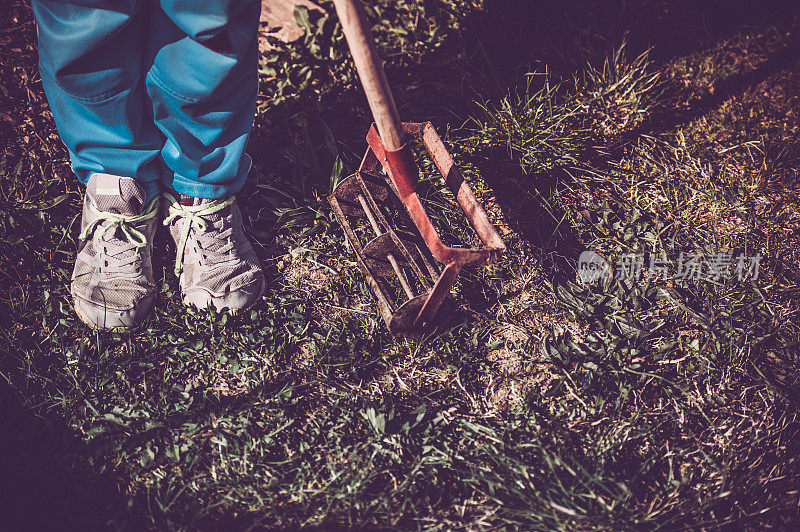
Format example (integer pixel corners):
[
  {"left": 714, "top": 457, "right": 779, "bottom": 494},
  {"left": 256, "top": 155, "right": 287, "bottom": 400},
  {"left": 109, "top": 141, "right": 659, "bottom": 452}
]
[{"left": 332, "top": 0, "right": 404, "bottom": 150}]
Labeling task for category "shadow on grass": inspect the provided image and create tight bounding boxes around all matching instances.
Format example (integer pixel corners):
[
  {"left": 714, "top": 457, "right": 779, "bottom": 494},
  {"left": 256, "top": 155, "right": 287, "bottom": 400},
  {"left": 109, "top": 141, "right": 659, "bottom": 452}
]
[
  {"left": 478, "top": 158, "right": 585, "bottom": 285},
  {"left": 0, "top": 380, "right": 140, "bottom": 530},
  {"left": 610, "top": 33, "right": 800, "bottom": 155}
]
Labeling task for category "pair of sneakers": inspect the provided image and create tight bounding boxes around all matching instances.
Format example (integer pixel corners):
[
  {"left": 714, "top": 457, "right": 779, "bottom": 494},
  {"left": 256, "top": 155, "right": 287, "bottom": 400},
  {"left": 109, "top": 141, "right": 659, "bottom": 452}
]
[{"left": 71, "top": 173, "right": 265, "bottom": 330}]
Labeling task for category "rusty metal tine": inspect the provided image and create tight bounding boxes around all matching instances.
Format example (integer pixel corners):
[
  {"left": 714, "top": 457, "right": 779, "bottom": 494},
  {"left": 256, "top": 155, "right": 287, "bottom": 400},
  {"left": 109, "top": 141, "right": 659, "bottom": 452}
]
[
  {"left": 357, "top": 193, "right": 416, "bottom": 299},
  {"left": 414, "top": 242, "right": 439, "bottom": 279},
  {"left": 329, "top": 194, "right": 397, "bottom": 325},
  {"left": 358, "top": 176, "right": 433, "bottom": 291},
  {"left": 389, "top": 256, "right": 415, "bottom": 299},
  {"left": 414, "top": 261, "right": 459, "bottom": 327},
  {"left": 362, "top": 172, "right": 438, "bottom": 282},
  {"left": 356, "top": 194, "right": 382, "bottom": 236},
  {"left": 358, "top": 143, "right": 380, "bottom": 174}
]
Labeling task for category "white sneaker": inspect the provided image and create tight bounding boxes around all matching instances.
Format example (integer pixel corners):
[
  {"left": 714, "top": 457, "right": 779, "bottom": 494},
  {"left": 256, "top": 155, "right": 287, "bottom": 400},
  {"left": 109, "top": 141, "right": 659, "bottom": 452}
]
[
  {"left": 71, "top": 174, "right": 159, "bottom": 329},
  {"left": 162, "top": 192, "right": 265, "bottom": 312}
]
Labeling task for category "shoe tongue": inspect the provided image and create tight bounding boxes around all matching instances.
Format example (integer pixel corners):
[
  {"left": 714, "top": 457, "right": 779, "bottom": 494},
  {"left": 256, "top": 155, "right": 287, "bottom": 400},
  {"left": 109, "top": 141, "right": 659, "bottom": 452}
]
[
  {"left": 87, "top": 173, "right": 147, "bottom": 214},
  {"left": 176, "top": 193, "right": 225, "bottom": 222},
  {"left": 174, "top": 193, "right": 231, "bottom": 253},
  {"left": 175, "top": 192, "right": 197, "bottom": 207}
]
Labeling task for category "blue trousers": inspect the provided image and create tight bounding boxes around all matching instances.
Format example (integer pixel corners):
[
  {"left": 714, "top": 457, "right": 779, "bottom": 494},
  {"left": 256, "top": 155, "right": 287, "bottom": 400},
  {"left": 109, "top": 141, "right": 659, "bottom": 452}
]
[{"left": 33, "top": 0, "right": 261, "bottom": 200}]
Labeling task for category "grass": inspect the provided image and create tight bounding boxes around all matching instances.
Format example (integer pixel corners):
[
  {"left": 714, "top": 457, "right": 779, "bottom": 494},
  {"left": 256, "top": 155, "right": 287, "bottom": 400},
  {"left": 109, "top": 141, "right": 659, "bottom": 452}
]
[{"left": 3, "top": 0, "right": 800, "bottom": 529}]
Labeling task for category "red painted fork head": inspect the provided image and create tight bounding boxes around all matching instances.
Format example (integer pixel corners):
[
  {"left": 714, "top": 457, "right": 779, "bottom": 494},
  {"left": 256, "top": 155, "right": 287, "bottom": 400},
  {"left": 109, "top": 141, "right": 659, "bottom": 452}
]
[{"left": 329, "top": 122, "right": 505, "bottom": 334}]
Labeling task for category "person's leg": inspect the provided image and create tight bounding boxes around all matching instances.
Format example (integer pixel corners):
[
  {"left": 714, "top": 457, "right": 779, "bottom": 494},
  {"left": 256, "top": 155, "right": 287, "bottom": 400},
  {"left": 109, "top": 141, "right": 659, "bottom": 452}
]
[
  {"left": 33, "top": 0, "right": 163, "bottom": 200},
  {"left": 33, "top": 0, "right": 161, "bottom": 329},
  {"left": 146, "top": 0, "right": 261, "bottom": 199},
  {"left": 149, "top": 0, "right": 265, "bottom": 311}
]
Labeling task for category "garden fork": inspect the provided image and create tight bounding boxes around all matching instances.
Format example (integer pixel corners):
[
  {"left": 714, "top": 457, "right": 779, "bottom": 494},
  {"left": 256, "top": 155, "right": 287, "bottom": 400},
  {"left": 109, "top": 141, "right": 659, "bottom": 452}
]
[{"left": 328, "top": 0, "right": 505, "bottom": 335}]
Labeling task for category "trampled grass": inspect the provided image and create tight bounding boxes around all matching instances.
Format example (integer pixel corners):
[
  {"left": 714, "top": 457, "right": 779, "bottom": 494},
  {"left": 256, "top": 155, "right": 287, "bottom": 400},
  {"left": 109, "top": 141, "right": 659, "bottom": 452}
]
[{"left": 2, "top": 0, "right": 800, "bottom": 529}]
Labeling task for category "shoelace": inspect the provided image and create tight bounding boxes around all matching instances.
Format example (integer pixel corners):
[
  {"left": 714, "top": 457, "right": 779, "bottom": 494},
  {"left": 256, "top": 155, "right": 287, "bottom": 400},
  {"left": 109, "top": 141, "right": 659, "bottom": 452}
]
[
  {"left": 162, "top": 193, "right": 236, "bottom": 277},
  {"left": 78, "top": 196, "right": 158, "bottom": 274}
]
